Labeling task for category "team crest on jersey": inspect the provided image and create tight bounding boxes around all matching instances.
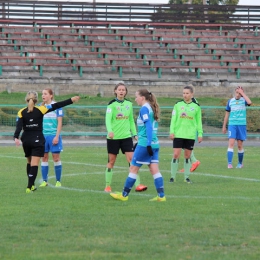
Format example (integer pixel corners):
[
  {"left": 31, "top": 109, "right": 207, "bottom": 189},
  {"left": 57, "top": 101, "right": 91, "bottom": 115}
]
[
  {"left": 125, "top": 105, "right": 130, "bottom": 110},
  {"left": 117, "top": 106, "right": 121, "bottom": 111},
  {"left": 181, "top": 106, "right": 185, "bottom": 110},
  {"left": 190, "top": 107, "right": 194, "bottom": 111}
]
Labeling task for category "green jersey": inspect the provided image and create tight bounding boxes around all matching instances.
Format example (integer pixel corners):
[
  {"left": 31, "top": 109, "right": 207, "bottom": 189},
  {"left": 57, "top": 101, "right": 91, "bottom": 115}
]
[
  {"left": 169, "top": 100, "right": 203, "bottom": 140},
  {"left": 105, "top": 98, "right": 137, "bottom": 139}
]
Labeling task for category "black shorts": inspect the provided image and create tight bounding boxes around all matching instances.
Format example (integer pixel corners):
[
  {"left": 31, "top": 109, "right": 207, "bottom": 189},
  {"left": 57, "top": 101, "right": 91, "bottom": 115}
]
[
  {"left": 21, "top": 132, "right": 45, "bottom": 158},
  {"left": 107, "top": 137, "right": 134, "bottom": 155},
  {"left": 173, "top": 138, "right": 195, "bottom": 150}
]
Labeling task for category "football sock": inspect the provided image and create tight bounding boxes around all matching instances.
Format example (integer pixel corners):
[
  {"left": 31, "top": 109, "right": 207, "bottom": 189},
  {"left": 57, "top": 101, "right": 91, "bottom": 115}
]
[
  {"left": 105, "top": 168, "right": 113, "bottom": 186},
  {"left": 184, "top": 158, "right": 192, "bottom": 179},
  {"left": 28, "top": 166, "right": 38, "bottom": 189},
  {"left": 41, "top": 162, "right": 49, "bottom": 181},
  {"left": 227, "top": 148, "right": 234, "bottom": 164},
  {"left": 134, "top": 174, "right": 141, "bottom": 187},
  {"left": 171, "top": 158, "right": 179, "bottom": 179},
  {"left": 122, "top": 173, "right": 137, "bottom": 197},
  {"left": 153, "top": 172, "right": 164, "bottom": 198},
  {"left": 190, "top": 150, "right": 197, "bottom": 164},
  {"left": 238, "top": 149, "right": 244, "bottom": 164},
  {"left": 54, "top": 161, "right": 62, "bottom": 182}
]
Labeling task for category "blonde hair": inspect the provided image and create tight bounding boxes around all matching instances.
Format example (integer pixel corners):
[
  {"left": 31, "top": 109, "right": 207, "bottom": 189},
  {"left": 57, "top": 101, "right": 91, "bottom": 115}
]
[
  {"left": 137, "top": 89, "right": 160, "bottom": 121},
  {"left": 25, "top": 91, "right": 38, "bottom": 113}
]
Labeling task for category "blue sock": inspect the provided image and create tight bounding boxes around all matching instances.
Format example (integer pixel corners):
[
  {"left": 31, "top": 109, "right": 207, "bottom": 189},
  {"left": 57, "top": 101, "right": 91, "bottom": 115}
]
[
  {"left": 238, "top": 149, "right": 244, "bottom": 164},
  {"left": 122, "top": 173, "right": 137, "bottom": 197},
  {"left": 41, "top": 162, "right": 49, "bottom": 181},
  {"left": 153, "top": 173, "right": 164, "bottom": 198},
  {"left": 54, "top": 161, "right": 62, "bottom": 182},
  {"left": 227, "top": 148, "right": 234, "bottom": 164}
]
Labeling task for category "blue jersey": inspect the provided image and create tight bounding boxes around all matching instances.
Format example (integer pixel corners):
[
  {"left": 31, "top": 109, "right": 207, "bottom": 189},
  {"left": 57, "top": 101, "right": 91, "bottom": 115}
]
[
  {"left": 136, "top": 103, "right": 159, "bottom": 149},
  {"left": 225, "top": 97, "right": 249, "bottom": 126},
  {"left": 43, "top": 101, "right": 64, "bottom": 135}
]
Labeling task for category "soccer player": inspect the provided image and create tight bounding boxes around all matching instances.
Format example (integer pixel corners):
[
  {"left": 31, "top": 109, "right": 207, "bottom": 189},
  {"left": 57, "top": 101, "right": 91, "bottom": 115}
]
[
  {"left": 222, "top": 86, "right": 252, "bottom": 168},
  {"left": 169, "top": 86, "right": 203, "bottom": 183},
  {"left": 110, "top": 89, "right": 166, "bottom": 202},
  {"left": 39, "top": 88, "right": 64, "bottom": 188},
  {"left": 14, "top": 91, "right": 80, "bottom": 193},
  {"left": 104, "top": 83, "right": 147, "bottom": 193}
]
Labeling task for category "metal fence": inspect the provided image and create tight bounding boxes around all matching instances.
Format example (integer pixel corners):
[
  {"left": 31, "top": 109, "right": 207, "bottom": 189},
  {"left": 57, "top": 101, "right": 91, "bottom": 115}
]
[
  {"left": 1, "top": 105, "right": 260, "bottom": 138},
  {"left": 0, "top": 1, "right": 260, "bottom": 28}
]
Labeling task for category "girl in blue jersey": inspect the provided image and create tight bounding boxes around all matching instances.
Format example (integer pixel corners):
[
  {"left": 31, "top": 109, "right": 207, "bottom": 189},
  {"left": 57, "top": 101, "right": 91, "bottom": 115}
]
[
  {"left": 39, "top": 88, "right": 64, "bottom": 188},
  {"left": 110, "top": 89, "right": 166, "bottom": 202},
  {"left": 222, "top": 86, "right": 252, "bottom": 168}
]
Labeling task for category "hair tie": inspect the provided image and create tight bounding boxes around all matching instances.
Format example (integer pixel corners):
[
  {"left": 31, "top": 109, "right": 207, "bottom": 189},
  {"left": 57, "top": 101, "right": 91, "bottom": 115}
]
[{"left": 149, "top": 92, "right": 152, "bottom": 95}]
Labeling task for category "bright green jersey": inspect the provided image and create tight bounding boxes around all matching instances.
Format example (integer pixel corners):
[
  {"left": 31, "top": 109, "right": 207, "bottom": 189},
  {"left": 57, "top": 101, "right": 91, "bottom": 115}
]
[
  {"left": 169, "top": 100, "right": 203, "bottom": 140},
  {"left": 105, "top": 98, "right": 137, "bottom": 139}
]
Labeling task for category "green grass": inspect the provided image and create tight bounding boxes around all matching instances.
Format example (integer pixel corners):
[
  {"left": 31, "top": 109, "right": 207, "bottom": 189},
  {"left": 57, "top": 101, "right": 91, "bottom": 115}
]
[{"left": 1, "top": 145, "right": 260, "bottom": 259}]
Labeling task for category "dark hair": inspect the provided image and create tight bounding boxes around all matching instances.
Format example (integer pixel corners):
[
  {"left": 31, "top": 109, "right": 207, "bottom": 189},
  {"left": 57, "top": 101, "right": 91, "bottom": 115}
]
[
  {"left": 137, "top": 89, "right": 160, "bottom": 121},
  {"left": 114, "top": 83, "right": 128, "bottom": 97}
]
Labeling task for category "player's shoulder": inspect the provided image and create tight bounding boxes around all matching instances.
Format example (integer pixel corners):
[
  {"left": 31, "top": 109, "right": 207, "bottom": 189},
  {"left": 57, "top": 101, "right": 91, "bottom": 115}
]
[
  {"left": 107, "top": 99, "right": 117, "bottom": 105},
  {"left": 192, "top": 97, "right": 200, "bottom": 106},
  {"left": 175, "top": 100, "right": 184, "bottom": 106}
]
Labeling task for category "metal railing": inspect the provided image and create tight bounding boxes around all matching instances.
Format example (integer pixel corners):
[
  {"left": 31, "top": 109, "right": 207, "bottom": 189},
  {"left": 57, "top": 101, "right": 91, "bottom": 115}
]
[{"left": 0, "top": 1, "right": 260, "bottom": 29}]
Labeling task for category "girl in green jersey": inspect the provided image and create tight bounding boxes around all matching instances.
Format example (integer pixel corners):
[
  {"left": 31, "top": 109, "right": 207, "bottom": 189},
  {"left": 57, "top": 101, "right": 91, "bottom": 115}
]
[{"left": 169, "top": 86, "right": 203, "bottom": 183}]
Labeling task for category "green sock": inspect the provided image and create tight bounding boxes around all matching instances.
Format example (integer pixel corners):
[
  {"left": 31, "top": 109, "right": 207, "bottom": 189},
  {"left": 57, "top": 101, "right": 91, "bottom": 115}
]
[
  {"left": 105, "top": 168, "right": 113, "bottom": 186},
  {"left": 135, "top": 174, "right": 140, "bottom": 188},
  {"left": 190, "top": 150, "right": 197, "bottom": 164},
  {"left": 184, "top": 159, "right": 192, "bottom": 179},
  {"left": 171, "top": 159, "right": 179, "bottom": 179}
]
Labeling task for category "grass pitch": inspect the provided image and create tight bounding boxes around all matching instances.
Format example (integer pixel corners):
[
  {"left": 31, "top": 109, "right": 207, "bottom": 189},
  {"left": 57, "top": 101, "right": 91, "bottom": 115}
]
[{"left": 1, "top": 144, "right": 260, "bottom": 260}]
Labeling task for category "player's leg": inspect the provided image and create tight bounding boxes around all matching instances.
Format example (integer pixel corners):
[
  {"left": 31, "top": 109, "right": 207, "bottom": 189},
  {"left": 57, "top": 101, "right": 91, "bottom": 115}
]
[
  {"left": 190, "top": 150, "right": 201, "bottom": 172},
  {"left": 40, "top": 135, "right": 51, "bottom": 187},
  {"left": 123, "top": 138, "right": 147, "bottom": 192},
  {"left": 227, "top": 125, "right": 236, "bottom": 168},
  {"left": 51, "top": 135, "right": 63, "bottom": 187},
  {"left": 236, "top": 126, "right": 246, "bottom": 168},
  {"left": 170, "top": 138, "right": 183, "bottom": 182},
  {"left": 149, "top": 149, "right": 166, "bottom": 202},
  {"left": 183, "top": 147, "right": 192, "bottom": 183}
]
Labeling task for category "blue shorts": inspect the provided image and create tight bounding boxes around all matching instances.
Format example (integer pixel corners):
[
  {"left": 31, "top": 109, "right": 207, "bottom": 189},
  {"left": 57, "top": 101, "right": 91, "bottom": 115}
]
[
  {"left": 131, "top": 145, "right": 159, "bottom": 167},
  {"left": 44, "top": 135, "right": 63, "bottom": 153},
  {"left": 228, "top": 125, "right": 247, "bottom": 141}
]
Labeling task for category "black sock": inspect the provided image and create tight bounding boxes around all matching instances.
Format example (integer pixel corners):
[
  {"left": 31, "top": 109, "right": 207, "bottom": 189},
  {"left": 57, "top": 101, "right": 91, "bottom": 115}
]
[{"left": 27, "top": 166, "right": 38, "bottom": 189}]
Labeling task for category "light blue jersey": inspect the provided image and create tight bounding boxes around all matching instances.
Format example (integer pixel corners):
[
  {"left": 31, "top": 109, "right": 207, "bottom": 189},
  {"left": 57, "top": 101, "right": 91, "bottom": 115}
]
[
  {"left": 137, "top": 103, "right": 159, "bottom": 149},
  {"left": 43, "top": 101, "right": 64, "bottom": 135},
  {"left": 226, "top": 97, "right": 249, "bottom": 126}
]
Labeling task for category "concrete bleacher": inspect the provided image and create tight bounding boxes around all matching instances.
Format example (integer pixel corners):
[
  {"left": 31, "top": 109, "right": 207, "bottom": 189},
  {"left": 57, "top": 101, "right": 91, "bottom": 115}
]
[{"left": 0, "top": 23, "right": 260, "bottom": 85}]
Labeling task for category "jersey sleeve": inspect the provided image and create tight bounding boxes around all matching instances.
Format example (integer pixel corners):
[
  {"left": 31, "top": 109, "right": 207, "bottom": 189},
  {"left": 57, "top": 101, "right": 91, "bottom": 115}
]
[
  {"left": 140, "top": 106, "right": 152, "bottom": 145},
  {"left": 105, "top": 105, "right": 113, "bottom": 133},
  {"left": 225, "top": 100, "right": 231, "bottom": 112},
  {"left": 195, "top": 105, "right": 203, "bottom": 137},
  {"left": 169, "top": 105, "right": 177, "bottom": 134}
]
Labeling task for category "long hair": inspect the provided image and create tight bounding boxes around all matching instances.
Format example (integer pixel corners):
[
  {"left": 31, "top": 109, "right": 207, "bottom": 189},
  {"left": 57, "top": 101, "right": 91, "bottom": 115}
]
[
  {"left": 114, "top": 82, "right": 128, "bottom": 97},
  {"left": 41, "top": 88, "right": 54, "bottom": 106},
  {"left": 25, "top": 91, "right": 38, "bottom": 113},
  {"left": 138, "top": 89, "right": 160, "bottom": 121}
]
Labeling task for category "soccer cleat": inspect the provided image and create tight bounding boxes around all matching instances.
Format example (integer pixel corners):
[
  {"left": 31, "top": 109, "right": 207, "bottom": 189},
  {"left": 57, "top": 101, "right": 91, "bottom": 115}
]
[
  {"left": 228, "top": 164, "right": 233, "bottom": 169},
  {"left": 110, "top": 192, "right": 128, "bottom": 201},
  {"left": 184, "top": 178, "right": 192, "bottom": 183},
  {"left": 55, "top": 181, "right": 61, "bottom": 187},
  {"left": 135, "top": 184, "right": 148, "bottom": 192},
  {"left": 104, "top": 186, "right": 112, "bottom": 192},
  {"left": 169, "top": 177, "right": 175, "bottom": 183},
  {"left": 31, "top": 185, "right": 37, "bottom": 192},
  {"left": 190, "top": 160, "right": 200, "bottom": 172},
  {"left": 236, "top": 163, "right": 243, "bottom": 169},
  {"left": 39, "top": 181, "right": 48, "bottom": 187},
  {"left": 149, "top": 196, "right": 166, "bottom": 202},
  {"left": 26, "top": 188, "right": 32, "bottom": 193},
  {"left": 179, "top": 169, "right": 184, "bottom": 172}
]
